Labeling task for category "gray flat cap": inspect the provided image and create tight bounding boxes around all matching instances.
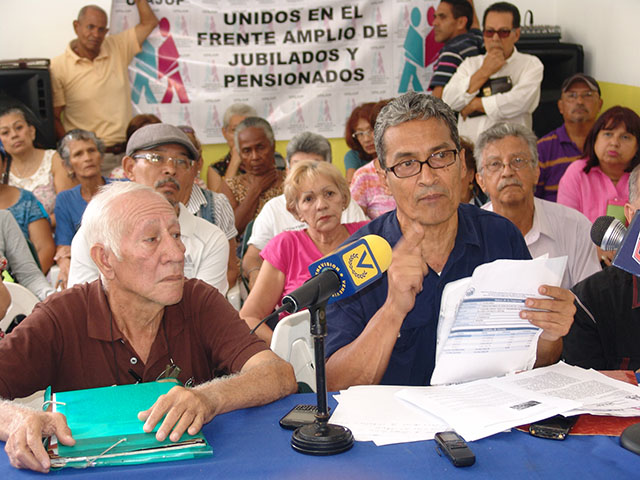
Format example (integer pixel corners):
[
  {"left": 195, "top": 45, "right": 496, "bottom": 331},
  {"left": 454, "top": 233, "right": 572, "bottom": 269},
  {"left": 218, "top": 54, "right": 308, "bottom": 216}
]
[{"left": 126, "top": 123, "right": 199, "bottom": 159}]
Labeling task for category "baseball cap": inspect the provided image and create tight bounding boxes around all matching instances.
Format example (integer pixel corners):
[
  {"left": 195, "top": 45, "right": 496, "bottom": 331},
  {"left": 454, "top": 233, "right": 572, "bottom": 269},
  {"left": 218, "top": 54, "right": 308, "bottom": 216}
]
[
  {"left": 561, "top": 74, "right": 601, "bottom": 95},
  {"left": 126, "top": 123, "right": 199, "bottom": 159}
]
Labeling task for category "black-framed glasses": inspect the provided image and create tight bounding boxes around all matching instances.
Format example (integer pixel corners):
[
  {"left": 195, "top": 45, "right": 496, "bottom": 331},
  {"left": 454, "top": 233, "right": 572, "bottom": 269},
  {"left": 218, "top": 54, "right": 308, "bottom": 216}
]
[
  {"left": 482, "top": 157, "right": 531, "bottom": 174},
  {"left": 132, "top": 153, "right": 194, "bottom": 171},
  {"left": 352, "top": 129, "right": 373, "bottom": 139},
  {"left": 386, "top": 149, "right": 458, "bottom": 178},
  {"left": 483, "top": 28, "right": 514, "bottom": 38}
]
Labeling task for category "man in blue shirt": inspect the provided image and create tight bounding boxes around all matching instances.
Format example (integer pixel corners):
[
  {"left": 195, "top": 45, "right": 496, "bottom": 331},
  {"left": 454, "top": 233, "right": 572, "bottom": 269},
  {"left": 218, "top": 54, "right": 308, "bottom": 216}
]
[{"left": 325, "top": 92, "right": 576, "bottom": 388}]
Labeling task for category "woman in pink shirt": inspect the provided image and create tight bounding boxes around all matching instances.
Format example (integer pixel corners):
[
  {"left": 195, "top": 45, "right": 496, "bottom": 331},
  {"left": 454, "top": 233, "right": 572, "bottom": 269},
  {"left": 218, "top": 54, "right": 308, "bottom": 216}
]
[
  {"left": 558, "top": 106, "right": 640, "bottom": 222},
  {"left": 558, "top": 106, "right": 640, "bottom": 264},
  {"left": 240, "top": 160, "right": 368, "bottom": 345}
]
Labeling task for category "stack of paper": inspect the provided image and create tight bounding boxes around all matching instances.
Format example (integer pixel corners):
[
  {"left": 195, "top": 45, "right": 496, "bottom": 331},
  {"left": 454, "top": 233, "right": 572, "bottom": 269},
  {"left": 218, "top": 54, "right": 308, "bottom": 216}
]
[
  {"left": 329, "top": 386, "right": 449, "bottom": 446},
  {"left": 432, "top": 256, "right": 567, "bottom": 385},
  {"left": 330, "top": 363, "right": 640, "bottom": 445}
]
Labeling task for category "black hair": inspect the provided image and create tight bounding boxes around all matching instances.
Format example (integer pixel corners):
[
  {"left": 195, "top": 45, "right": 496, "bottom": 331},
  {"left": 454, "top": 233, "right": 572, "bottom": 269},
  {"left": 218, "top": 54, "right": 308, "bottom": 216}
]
[
  {"left": 483, "top": 1, "right": 520, "bottom": 29},
  {"left": 441, "top": 0, "right": 474, "bottom": 31}
]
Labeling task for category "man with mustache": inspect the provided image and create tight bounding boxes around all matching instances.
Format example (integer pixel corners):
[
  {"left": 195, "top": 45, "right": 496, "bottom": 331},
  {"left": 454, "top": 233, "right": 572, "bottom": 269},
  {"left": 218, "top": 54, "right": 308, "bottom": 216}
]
[
  {"left": 536, "top": 74, "right": 603, "bottom": 202},
  {"left": 325, "top": 93, "right": 576, "bottom": 389},
  {"left": 476, "top": 123, "right": 601, "bottom": 289},
  {"left": 67, "top": 124, "right": 229, "bottom": 294}
]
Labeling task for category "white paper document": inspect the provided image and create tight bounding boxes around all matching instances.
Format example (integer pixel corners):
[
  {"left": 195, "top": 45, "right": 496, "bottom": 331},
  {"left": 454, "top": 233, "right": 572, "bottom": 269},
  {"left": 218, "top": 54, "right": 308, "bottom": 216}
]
[
  {"left": 329, "top": 386, "right": 449, "bottom": 446},
  {"left": 397, "top": 375, "right": 580, "bottom": 441},
  {"left": 500, "top": 362, "right": 640, "bottom": 417},
  {"left": 431, "top": 256, "right": 567, "bottom": 385}
]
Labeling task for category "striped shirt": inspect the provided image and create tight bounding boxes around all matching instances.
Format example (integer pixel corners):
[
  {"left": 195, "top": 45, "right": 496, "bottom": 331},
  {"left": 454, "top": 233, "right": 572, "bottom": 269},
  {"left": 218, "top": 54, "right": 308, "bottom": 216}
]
[
  {"left": 429, "top": 29, "right": 484, "bottom": 90},
  {"left": 186, "top": 185, "right": 238, "bottom": 240},
  {"left": 536, "top": 124, "right": 583, "bottom": 202}
]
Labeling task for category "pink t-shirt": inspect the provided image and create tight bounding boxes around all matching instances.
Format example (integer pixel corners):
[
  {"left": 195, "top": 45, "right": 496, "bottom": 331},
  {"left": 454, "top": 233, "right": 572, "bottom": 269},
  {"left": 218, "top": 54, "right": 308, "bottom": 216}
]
[
  {"left": 557, "top": 158, "right": 629, "bottom": 223},
  {"left": 260, "top": 221, "right": 369, "bottom": 307}
]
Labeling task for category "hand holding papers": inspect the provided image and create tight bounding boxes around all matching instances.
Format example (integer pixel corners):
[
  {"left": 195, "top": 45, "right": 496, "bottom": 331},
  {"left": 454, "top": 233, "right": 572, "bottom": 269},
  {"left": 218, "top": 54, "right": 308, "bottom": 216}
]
[{"left": 431, "top": 256, "right": 567, "bottom": 385}]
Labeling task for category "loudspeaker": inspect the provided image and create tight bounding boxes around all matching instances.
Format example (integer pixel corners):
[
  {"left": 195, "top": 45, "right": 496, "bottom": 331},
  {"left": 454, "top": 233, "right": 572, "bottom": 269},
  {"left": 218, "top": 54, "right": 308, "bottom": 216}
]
[
  {"left": 0, "top": 59, "right": 57, "bottom": 149},
  {"left": 516, "top": 41, "right": 584, "bottom": 138}
]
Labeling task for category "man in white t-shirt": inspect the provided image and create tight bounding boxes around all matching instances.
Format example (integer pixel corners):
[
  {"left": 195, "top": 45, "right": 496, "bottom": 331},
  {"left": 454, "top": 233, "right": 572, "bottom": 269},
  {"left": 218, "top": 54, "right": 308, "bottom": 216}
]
[
  {"left": 68, "top": 124, "right": 229, "bottom": 294},
  {"left": 242, "top": 132, "right": 366, "bottom": 288}
]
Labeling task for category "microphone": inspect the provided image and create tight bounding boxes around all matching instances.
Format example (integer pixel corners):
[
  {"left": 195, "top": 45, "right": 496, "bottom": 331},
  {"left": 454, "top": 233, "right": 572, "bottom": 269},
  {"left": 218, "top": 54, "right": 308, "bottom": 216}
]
[
  {"left": 591, "top": 216, "right": 626, "bottom": 251},
  {"left": 282, "top": 234, "right": 392, "bottom": 313},
  {"left": 591, "top": 212, "right": 640, "bottom": 276}
]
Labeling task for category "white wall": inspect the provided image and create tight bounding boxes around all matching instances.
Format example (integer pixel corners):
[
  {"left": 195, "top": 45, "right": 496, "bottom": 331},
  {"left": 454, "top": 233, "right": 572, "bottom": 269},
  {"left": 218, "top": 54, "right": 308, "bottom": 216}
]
[{"left": 1, "top": 0, "right": 638, "bottom": 87}]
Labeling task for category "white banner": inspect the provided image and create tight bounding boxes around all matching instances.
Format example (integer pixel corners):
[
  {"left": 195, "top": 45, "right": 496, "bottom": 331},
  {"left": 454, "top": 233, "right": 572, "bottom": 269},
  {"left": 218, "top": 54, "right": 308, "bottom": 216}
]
[{"left": 110, "top": 0, "right": 441, "bottom": 143}]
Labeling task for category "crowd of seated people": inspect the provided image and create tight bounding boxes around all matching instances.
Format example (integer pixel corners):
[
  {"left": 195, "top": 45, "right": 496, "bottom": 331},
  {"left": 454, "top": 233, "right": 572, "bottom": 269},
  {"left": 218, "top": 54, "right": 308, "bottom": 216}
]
[{"left": 3, "top": 2, "right": 640, "bottom": 473}]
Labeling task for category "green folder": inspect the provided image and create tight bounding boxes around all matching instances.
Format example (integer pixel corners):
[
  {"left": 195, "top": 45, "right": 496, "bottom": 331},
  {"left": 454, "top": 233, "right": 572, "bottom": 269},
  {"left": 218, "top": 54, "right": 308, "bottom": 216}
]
[{"left": 45, "top": 380, "right": 213, "bottom": 469}]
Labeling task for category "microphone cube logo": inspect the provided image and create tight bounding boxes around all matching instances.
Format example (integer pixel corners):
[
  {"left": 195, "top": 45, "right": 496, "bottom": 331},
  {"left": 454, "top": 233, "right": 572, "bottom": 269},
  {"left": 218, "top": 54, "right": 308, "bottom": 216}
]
[
  {"left": 634, "top": 236, "right": 640, "bottom": 266},
  {"left": 342, "top": 244, "right": 379, "bottom": 286}
]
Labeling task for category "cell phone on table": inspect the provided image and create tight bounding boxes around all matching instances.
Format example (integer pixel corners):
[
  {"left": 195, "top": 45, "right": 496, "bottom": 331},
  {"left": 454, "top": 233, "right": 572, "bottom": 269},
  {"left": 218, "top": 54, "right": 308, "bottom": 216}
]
[
  {"left": 279, "top": 404, "right": 328, "bottom": 430},
  {"left": 434, "top": 431, "right": 475, "bottom": 467},
  {"left": 529, "top": 414, "right": 579, "bottom": 440}
]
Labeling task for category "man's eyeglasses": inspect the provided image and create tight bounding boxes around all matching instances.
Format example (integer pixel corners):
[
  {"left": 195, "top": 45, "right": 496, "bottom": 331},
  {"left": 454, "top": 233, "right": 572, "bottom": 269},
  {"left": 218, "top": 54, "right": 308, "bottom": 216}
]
[
  {"left": 132, "top": 153, "right": 194, "bottom": 171},
  {"left": 352, "top": 129, "right": 373, "bottom": 139},
  {"left": 386, "top": 149, "right": 458, "bottom": 178},
  {"left": 482, "top": 157, "right": 531, "bottom": 174},
  {"left": 563, "top": 91, "right": 598, "bottom": 102},
  {"left": 483, "top": 28, "right": 514, "bottom": 38}
]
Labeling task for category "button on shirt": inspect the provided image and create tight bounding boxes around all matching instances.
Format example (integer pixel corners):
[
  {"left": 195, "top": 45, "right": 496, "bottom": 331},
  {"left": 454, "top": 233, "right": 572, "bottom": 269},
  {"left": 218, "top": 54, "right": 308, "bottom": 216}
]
[
  {"left": 325, "top": 204, "right": 531, "bottom": 386},
  {"left": 483, "top": 198, "right": 601, "bottom": 288},
  {"left": 442, "top": 47, "right": 544, "bottom": 143}
]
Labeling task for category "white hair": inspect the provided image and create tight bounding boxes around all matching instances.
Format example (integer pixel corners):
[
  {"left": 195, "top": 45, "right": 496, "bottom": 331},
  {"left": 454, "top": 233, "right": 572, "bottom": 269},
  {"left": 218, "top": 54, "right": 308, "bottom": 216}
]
[{"left": 81, "top": 181, "right": 167, "bottom": 259}]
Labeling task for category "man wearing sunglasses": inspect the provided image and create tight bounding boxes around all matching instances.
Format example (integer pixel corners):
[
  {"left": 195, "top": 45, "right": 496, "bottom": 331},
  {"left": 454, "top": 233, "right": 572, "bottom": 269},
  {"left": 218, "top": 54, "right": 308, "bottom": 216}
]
[
  {"left": 476, "top": 123, "right": 600, "bottom": 289},
  {"left": 442, "top": 1, "right": 543, "bottom": 143},
  {"left": 324, "top": 92, "right": 575, "bottom": 390},
  {"left": 67, "top": 124, "right": 230, "bottom": 295}
]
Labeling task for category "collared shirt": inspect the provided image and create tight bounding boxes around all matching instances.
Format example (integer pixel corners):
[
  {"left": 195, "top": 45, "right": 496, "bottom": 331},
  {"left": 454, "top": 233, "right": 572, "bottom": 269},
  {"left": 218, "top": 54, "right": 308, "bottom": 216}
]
[
  {"left": 50, "top": 29, "right": 140, "bottom": 145},
  {"left": 325, "top": 204, "right": 531, "bottom": 386},
  {"left": 0, "top": 279, "right": 267, "bottom": 399},
  {"left": 536, "top": 124, "right": 583, "bottom": 202},
  {"left": 429, "top": 29, "right": 484, "bottom": 90},
  {"left": 68, "top": 203, "right": 229, "bottom": 294},
  {"left": 484, "top": 197, "right": 600, "bottom": 288},
  {"left": 564, "top": 266, "right": 640, "bottom": 371},
  {"left": 557, "top": 158, "right": 629, "bottom": 223},
  {"left": 248, "top": 194, "right": 367, "bottom": 250},
  {"left": 186, "top": 185, "right": 238, "bottom": 240},
  {"left": 442, "top": 47, "right": 544, "bottom": 143}
]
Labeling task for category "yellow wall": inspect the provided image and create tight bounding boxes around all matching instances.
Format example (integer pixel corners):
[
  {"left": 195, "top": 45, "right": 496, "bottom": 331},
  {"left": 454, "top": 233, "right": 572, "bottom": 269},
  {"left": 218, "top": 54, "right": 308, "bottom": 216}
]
[{"left": 599, "top": 82, "right": 640, "bottom": 114}]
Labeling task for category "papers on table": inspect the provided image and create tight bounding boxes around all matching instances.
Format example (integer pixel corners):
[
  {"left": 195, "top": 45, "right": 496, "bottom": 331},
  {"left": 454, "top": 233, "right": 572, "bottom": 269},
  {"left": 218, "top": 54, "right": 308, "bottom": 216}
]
[
  {"left": 330, "top": 386, "right": 449, "bottom": 446},
  {"left": 330, "top": 363, "right": 640, "bottom": 445},
  {"left": 431, "top": 256, "right": 567, "bottom": 385}
]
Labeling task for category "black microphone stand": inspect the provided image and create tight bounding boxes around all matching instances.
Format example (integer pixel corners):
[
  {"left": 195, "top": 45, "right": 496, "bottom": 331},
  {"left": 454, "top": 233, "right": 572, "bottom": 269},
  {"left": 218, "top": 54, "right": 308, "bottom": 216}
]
[{"left": 290, "top": 300, "right": 354, "bottom": 455}]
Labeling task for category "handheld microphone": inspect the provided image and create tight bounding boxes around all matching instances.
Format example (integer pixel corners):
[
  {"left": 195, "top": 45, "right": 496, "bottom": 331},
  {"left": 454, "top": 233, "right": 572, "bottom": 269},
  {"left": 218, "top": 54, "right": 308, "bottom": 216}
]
[
  {"left": 591, "top": 212, "right": 640, "bottom": 276},
  {"left": 282, "top": 234, "right": 392, "bottom": 313},
  {"left": 591, "top": 216, "right": 626, "bottom": 251}
]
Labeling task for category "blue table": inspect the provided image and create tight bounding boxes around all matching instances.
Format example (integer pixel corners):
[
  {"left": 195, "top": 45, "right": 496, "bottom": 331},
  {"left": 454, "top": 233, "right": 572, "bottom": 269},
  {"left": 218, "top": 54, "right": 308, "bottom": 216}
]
[{"left": 1, "top": 393, "right": 638, "bottom": 479}]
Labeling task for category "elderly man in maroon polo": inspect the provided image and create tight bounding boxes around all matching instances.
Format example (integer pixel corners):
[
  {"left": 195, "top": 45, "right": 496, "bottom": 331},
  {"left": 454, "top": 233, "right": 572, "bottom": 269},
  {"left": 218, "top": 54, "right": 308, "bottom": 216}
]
[{"left": 0, "top": 181, "right": 296, "bottom": 473}]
